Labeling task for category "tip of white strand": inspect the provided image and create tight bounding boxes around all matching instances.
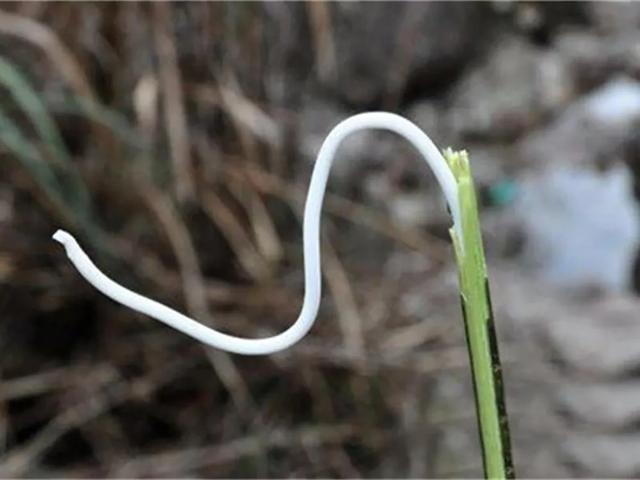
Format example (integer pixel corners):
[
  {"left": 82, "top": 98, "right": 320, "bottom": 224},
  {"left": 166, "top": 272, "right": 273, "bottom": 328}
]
[{"left": 52, "top": 229, "right": 73, "bottom": 246}]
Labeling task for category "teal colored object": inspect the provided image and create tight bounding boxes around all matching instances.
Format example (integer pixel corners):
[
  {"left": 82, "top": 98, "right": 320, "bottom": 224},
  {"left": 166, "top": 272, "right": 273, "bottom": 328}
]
[{"left": 488, "top": 180, "right": 518, "bottom": 207}]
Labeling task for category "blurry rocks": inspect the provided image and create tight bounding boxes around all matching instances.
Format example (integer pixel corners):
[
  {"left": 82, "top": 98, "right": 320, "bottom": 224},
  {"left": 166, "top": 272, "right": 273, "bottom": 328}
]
[
  {"left": 510, "top": 78, "right": 640, "bottom": 294},
  {"left": 555, "top": 30, "right": 640, "bottom": 91},
  {"left": 551, "top": 3, "right": 640, "bottom": 91},
  {"left": 519, "top": 76, "right": 640, "bottom": 169},
  {"left": 489, "top": 269, "right": 640, "bottom": 477},
  {"left": 558, "top": 381, "right": 640, "bottom": 428},
  {"left": 503, "top": 2, "right": 589, "bottom": 43},
  {"left": 510, "top": 165, "right": 639, "bottom": 292},
  {"left": 588, "top": 1, "right": 640, "bottom": 34},
  {"left": 447, "top": 37, "right": 574, "bottom": 141},
  {"left": 541, "top": 295, "right": 640, "bottom": 376},
  {"left": 564, "top": 433, "right": 640, "bottom": 478},
  {"left": 404, "top": 100, "right": 449, "bottom": 146},
  {"left": 533, "top": 294, "right": 640, "bottom": 477},
  {"left": 325, "top": 3, "right": 492, "bottom": 107}
]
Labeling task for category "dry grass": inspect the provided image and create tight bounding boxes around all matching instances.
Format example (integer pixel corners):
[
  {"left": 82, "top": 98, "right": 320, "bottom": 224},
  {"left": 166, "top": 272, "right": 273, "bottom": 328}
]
[{"left": 0, "top": 3, "right": 483, "bottom": 477}]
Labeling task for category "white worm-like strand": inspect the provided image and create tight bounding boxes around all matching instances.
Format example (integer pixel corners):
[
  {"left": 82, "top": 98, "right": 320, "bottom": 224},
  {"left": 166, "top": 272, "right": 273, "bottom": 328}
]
[{"left": 53, "top": 112, "right": 461, "bottom": 355}]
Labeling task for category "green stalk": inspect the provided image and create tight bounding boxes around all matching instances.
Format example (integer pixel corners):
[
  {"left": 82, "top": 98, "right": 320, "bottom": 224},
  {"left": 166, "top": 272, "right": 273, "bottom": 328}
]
[{"left": 445, "top": 149, "right": 515, "bottom": 479}]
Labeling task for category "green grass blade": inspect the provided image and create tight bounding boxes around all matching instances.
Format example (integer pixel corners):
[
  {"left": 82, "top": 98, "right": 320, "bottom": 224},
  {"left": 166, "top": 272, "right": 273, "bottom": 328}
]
[
  {"left": 0, "top": 107, "right": 74, "bottom": 221},
  {"left": 0, "top": 56, "right": 70, "bottom": 164},
  {"left": 0, "top": 108, "right": 62, "bottom": 197},
  {"left": 0, "top": 56, "right": 91, "bottom": 210},
  {"left": 48, "top": 95, "right": 145, "bottom": 149},
  {"left": 0, "top": 57, "right": 107, "bottom": 250},
  {"left": 446, "top": 149, "right": 515, "bottom": 479}
]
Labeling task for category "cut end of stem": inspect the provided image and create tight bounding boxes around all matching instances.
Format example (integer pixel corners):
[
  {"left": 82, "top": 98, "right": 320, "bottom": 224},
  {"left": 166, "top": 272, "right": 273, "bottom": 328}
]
[
  {"left": 443, "top": 147, "right": 472, "bottom": 255},
  {"left": 443, "top": 147, "right": 470, "bottom": 183}
]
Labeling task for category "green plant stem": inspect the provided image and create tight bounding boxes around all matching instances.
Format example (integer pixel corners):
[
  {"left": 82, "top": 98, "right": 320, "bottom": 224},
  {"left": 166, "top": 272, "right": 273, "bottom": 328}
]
[{"left": 445, "top": 149, "right": 515, "bottom": 479}]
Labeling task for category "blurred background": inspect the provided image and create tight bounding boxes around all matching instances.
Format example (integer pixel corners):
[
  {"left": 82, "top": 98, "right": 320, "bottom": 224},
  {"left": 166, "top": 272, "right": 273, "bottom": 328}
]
[{"left": 0, "top": 1, "right": 639, "bottom": 477}]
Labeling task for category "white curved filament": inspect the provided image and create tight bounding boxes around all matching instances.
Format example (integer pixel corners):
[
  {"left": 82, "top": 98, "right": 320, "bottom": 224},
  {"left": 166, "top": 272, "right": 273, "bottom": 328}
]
[{"left": 53, "top": 112, "right": 461, "bottom": 355}]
